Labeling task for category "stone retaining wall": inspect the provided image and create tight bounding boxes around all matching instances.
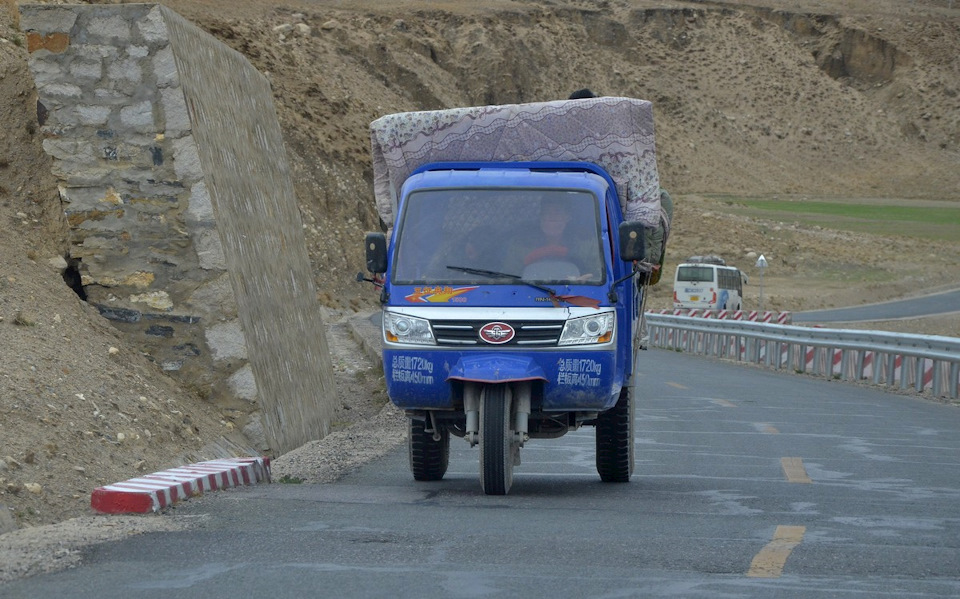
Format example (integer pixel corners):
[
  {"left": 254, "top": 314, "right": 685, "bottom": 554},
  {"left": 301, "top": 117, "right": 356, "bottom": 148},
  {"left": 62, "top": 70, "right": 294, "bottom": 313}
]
[{"left": 20, "top": 4, "right": 335, "bottom": 456}]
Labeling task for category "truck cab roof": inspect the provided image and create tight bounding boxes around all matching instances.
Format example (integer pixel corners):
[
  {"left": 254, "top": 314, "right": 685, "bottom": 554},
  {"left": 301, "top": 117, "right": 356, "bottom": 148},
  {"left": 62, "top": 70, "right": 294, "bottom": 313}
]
[{"left": 402, "top": 161, "right": 618, "bottom": 201}]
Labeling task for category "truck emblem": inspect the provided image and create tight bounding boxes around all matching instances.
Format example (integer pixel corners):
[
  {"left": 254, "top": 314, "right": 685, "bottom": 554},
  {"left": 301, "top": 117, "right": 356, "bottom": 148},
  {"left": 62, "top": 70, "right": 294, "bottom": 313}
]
[{"left": 479, "top": 322, "right": 515, "bottom": 344}]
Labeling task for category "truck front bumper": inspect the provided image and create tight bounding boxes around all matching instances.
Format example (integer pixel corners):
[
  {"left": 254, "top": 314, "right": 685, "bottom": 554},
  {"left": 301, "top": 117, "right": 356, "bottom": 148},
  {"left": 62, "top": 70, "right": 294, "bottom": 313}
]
[{"left": 384, "top": 348, "right": 620, "bottom": 411}]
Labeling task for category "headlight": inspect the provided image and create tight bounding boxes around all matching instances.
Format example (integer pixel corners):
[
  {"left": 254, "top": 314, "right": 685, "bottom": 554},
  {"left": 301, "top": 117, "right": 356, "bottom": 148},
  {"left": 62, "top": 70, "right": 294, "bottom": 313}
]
[
  {"left": 559, "top": 312, "right": 614, "bottom": 345},
  {"left": 384, "top": 312, "right": 435, "bottom": 345}
]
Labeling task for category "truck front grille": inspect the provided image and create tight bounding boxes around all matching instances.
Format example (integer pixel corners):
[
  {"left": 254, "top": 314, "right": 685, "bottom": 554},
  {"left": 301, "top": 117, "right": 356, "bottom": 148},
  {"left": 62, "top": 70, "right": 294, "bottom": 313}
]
[{"left": 431, "top": 319, "right": 563, "bottom": 347}]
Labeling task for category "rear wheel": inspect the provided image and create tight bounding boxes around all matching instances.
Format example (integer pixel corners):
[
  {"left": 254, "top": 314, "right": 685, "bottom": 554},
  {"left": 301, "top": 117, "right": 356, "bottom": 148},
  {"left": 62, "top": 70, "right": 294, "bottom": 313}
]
[
  {"left": 409, "top": 418, "right": 449, "bottom": 481},
  {"left": 596, "top": 385, "right": 635, "bottom": 482},
  {"left": 479, "top": 384, "right": 514, "bottom": 495}
]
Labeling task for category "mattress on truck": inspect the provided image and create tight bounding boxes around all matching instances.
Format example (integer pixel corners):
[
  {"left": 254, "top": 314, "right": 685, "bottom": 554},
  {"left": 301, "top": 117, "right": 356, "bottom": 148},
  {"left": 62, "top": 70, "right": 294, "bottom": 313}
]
[{"left": 369, "top": 97, "right": 664, "bottom": 231}]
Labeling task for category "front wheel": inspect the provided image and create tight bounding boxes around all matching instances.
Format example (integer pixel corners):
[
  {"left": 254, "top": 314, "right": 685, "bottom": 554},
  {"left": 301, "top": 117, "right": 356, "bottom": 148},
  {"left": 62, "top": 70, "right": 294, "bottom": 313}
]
[
  {"left": 409, "top": 418, "right": 449, "bottom": 481},
  {"left": 596, "top": 385, "right": 635, "bottom": 482},
  {"left": 479, "top": 384, "right": 515, "bottom": 495}
]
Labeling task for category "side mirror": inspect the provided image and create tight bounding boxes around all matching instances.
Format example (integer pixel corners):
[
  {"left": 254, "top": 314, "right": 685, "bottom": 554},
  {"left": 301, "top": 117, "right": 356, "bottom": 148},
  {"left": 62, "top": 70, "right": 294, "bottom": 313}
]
[
  {"left": 618, "top": 221, "right": 645, "bottom": 262},
  {"left": 364, "top": 232, "right": 387, "bottom": 274}
]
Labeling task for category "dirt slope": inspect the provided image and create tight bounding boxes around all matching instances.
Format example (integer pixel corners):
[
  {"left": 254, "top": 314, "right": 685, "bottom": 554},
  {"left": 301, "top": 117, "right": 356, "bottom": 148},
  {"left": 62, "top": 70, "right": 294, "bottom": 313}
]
[{"left": 0, "top": 0, "right": 958, "bottom": 536}]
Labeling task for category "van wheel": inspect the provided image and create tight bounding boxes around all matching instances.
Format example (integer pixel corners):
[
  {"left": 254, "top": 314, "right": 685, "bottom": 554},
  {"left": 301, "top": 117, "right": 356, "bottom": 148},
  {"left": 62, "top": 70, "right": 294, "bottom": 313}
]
[
  {"left": 596, "top": 385, "right": 635, "bottom": 482},
  {"left": 479, "top": 384, "right": 514, "bottom": 495},
  {"left": 409, "top": 418, "right": 449, "bottom": 481}
]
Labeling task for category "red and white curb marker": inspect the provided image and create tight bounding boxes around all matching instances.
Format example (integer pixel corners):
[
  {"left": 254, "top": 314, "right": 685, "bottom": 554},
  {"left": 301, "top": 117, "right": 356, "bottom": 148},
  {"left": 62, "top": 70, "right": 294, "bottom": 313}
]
[{"left": 90, "top": 457, "right": 271, "bottom": 514}]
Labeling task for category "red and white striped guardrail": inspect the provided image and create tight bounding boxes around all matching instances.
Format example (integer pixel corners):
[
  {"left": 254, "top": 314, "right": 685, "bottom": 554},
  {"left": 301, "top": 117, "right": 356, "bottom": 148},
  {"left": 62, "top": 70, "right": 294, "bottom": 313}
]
[
  {"left": 795, "top": 348, "right": 935, "bottom": 389},
  {"left": 655, "top": 309, "right": 791, "bottom": 324},
  {"left": 654, "top": 310, "right": 791, "bottom": 358},
  {"left": 90, "top": 457, "right": 271, "bottom": 514},
  {"left": 645, "top": 313, "right": 959, "bottom": 399}
]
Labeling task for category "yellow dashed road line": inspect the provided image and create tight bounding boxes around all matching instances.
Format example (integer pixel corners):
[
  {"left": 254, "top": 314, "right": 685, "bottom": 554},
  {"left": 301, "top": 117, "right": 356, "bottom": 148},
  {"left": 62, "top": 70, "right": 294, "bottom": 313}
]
[
  {"left": 781, "top": 457, "right": 812, "bottom": 484},
  {"left": 666, "top": 382, "right": 687, "bottom": 389},
  {"left": 709, "top": 398, "right": 736, "bottom": 408},
  {"left": 746, "top": 525, "right": 806, "bottom": 578}
]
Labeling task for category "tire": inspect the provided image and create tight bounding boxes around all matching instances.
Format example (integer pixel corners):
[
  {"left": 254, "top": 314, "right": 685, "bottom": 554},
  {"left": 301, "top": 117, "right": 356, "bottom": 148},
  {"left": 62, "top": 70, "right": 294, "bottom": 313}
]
[
  {"left": 408, "top": 418, "right": 449, "bottom": 481},
  {"left": 479, "top": 384, "right": 514, "bottom": 495},
  {"left": 596, "top": 384, "right": 635, "bottom": 482}
]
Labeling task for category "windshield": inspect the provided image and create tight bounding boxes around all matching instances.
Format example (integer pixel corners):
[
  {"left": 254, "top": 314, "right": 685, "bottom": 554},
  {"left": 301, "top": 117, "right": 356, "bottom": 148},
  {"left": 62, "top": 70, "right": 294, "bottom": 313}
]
[{"left": 392, "top": 188, "right": 605, "bottom": 286}]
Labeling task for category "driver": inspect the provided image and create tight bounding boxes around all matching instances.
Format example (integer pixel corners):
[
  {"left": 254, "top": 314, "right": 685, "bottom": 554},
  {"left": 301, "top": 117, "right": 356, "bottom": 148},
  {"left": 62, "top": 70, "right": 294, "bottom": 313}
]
[
  {"left": 506, "top": 196, "right": 601, "bottom": 280},
  {"left": 523, "top": 197, "right": 571, "bottom": 266}
]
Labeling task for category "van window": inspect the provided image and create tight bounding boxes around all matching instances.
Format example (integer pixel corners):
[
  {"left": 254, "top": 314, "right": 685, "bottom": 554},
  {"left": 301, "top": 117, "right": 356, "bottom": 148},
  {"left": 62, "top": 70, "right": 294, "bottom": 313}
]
[
  {"left": 716, "top": 268, "right": 743, "bottom": 294},
  {"left": 677, "top": 265, "right": 714, "bottom": 283}
]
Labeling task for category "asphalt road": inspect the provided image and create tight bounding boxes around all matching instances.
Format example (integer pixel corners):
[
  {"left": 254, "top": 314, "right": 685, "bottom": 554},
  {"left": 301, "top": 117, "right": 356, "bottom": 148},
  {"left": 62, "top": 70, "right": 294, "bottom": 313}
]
[
  {"left": 5, "top": 350, "right": 960, "bottom": 598},
  {"left": 793, "top": 288, "right": 960, "bottom": 323}
]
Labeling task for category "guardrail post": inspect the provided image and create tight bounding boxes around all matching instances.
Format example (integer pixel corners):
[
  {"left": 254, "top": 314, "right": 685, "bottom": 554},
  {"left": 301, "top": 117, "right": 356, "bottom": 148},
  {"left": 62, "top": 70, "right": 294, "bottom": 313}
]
[
  {"left": 933, "top": 360, "right": 942, "bottom": 397},
  {"left": 951, "top": 362, "right": 959, "bottom": 400},
  {"left": 886, "top": 354, "right": 897, "bottom": 387},
  {"left": 901, "top": 355, "right": 911, "bottom": 391},
  {"left": 915, "top": 356, "right": 924, "bottom": 391}
]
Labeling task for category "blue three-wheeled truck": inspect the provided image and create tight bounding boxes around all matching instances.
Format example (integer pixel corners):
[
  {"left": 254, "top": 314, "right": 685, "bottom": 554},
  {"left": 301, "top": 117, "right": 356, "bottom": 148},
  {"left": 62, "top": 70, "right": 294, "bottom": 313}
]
[{"left": 362, "top": 97, "right": 670, "bottom": 494}]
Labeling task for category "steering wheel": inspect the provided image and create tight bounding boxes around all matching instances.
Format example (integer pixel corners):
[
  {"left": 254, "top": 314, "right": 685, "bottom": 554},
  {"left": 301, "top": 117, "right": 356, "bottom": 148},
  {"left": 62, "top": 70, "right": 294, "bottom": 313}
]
[{"left": 523, "top": 244, "right": 568, "bottom": 265}]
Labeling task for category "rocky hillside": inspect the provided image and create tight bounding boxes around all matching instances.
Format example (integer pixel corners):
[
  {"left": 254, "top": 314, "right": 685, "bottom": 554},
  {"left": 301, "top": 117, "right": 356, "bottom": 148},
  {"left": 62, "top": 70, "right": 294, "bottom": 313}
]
[
  {"left": 0, "top": 0, "right": 958, "bottom": 529},
  {"left": 171, "top": 0, "right": 960, "bottom": 312}
]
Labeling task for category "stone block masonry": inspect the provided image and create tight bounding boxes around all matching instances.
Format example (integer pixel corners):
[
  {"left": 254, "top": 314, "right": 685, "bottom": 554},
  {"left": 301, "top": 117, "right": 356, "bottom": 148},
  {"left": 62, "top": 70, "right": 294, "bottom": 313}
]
[{"left": 20, "top": 4, "right": 336, "bottom": 456}]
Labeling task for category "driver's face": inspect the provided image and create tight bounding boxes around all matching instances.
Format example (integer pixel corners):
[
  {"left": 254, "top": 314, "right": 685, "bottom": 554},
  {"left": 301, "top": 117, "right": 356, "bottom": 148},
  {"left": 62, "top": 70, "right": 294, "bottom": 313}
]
[{"left": 540, "top": 204, "right": 570, "bottom": 237}]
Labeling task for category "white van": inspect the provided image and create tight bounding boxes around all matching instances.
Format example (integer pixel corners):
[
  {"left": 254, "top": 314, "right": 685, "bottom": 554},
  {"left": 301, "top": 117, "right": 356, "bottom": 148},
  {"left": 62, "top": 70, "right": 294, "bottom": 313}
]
[{"left": 672, "top": 255, "right": 747, "bottom": 311}]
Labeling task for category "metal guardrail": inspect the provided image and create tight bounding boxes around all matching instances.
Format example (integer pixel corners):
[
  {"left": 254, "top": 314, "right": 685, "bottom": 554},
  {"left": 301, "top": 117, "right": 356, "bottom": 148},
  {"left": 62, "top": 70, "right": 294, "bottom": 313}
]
[{"left": 646, "top": 313, "right": 960, "bottom": 399}]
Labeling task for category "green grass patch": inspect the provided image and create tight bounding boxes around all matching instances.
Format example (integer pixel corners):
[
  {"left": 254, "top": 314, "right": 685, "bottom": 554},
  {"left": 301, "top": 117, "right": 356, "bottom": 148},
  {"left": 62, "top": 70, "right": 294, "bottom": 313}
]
[
  {"left": 733, "top": 198, "right": 960, "bottom": 224},
  {"left": 709, "top": 196, "right": 960, "bottom": 241}
]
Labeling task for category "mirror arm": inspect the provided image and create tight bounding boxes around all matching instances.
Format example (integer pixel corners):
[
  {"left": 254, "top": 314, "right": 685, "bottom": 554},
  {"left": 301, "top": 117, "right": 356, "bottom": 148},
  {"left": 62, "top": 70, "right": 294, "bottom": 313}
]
[
  {"left": 356, "top": 272, "right": 383, "bottom": 288},
  {"left": 612, "top": 263, "right": 640, "bottom": 287},
  {"left": 608, "top": 263, "right": 642, "bottom": 303}
]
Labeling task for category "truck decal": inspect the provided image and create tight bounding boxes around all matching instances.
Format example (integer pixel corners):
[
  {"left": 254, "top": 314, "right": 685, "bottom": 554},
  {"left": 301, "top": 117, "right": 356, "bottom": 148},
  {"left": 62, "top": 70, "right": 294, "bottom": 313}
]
[
  {"left": 557, "top": 358, "right": 603, "bottom": 387},
  {"left": 391, "top": 355, "right": 435, "bottom": 385},
  {"left": 405, "top": 285, "right": 478, "bottom": 303}
]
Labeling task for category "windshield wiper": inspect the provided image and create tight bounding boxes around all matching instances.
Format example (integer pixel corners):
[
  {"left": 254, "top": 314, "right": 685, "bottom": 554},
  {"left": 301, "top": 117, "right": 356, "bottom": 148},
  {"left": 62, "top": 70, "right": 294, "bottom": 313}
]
[
  {"left": 445, "top": 264, "right": 560, "bottom": 298},
  {"left": 445, "top": 265, "right": 602, "bottom": 309}
]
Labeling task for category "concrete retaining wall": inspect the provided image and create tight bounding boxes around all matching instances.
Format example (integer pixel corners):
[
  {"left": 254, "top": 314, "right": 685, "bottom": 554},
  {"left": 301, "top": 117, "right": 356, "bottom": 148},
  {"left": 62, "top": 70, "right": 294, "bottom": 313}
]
[{"left": 20, "top": 3, "right": 335, "bottom": 456}]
